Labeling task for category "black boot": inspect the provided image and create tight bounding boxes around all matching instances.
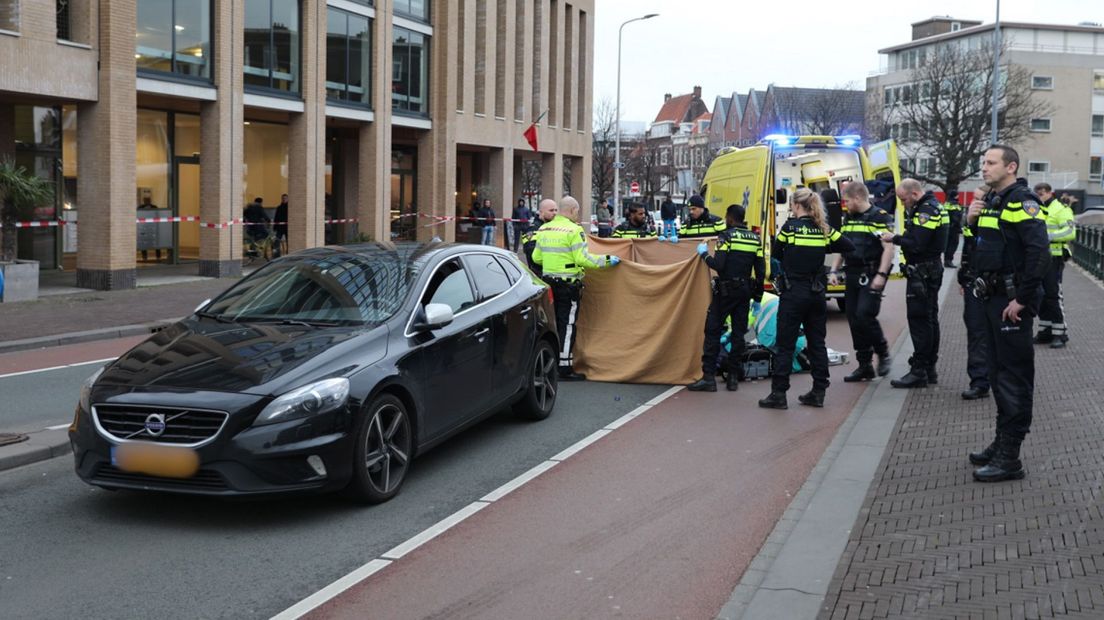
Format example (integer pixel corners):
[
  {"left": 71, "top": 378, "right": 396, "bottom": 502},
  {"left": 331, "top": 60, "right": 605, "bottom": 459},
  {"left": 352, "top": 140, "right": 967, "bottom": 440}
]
[
  {"left": 926, "top": 368, "right": 939, "bottom": 385},
  {"left": 1050, "top": 335, "right": 1068, "bottom": 349},
  {"left": 843, "top": 363, "right": 875, "bottom": 383},
  {"left": 559, "top": 370, "right": 587, "bottom": 382},
  {"left": 798, "top": 389, "right": 825, "bottom": 408},
  {"left": 725, "top": 373, "right": 740, "bottom": 392},
  {"left": 758, "top": 391, "right": 788, "bottom": 410},
  {"left": 961, "top": 386, "right": 990, "bottom": 400},
  {"left": 1033, "top": 329, "right": 1053, "bottom": 344},
  {"left": 876, "top": 354, "right": 892, "bottom": 377},
  {"left": 890, "top": 370, "right": 928, "bottom": 389},
  {"left": 968, "top": 432, "right": 1001, "bottom": 465},
  {"left": 973, "top": 436, "right": 1025, "bottom": 482},
  {"left": 687, "top": 376, "right": 717, "bottom": 392}
]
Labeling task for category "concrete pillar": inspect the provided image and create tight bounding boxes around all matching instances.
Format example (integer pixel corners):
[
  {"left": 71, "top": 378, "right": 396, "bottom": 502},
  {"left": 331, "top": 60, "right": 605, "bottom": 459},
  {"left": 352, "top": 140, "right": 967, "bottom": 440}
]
[
  {"left": 0, "top": 104, "right": 13, "bottom": 161},
  {"left": 357, "top": 4, "right": 393, "bottom": 244},
  {"left": 534, "top": 0, "right": 550, "bottom": 123},
  {"left": 287, "top": 0, "right": 326, "bottom": 251},
  {"left": 541, "top": 152, "right": 563, "bottom": 203},
  {"left": 416, "top": 0, "right": 458, "bottom": 242},
  {"left": 76, "top": 1, "right": 136, "bottom": 290},
  {"left": 570, "top": 155, "right": 591, "bottom": 222},
  {"left": 198, "top": 0, "right": 243, "bottom": 278},
  {"left": 513, "top": 154, "right": 526, "bottom": 210},
  {"left": 489, "top": 146, "right": 514, "bottom": 229}
]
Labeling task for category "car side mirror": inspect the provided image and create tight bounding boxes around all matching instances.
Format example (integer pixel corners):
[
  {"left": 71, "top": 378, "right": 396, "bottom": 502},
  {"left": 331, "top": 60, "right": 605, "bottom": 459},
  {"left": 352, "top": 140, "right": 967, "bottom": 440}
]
[
  {"left": 414, "top": 303, "right": 454, "bottom": 332},
  {"left": 775, "top": 188, "right": 788, "bottom": 205},
  {"left": 194, "top": 299, "right": 211, "bottom": 314}
]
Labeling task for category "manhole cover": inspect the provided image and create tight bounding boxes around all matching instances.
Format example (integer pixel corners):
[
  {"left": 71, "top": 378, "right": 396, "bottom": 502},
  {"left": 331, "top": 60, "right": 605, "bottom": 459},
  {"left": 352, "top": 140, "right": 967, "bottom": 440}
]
[{"left": 0, "top": 433, "right": 29, "bottom": 447}]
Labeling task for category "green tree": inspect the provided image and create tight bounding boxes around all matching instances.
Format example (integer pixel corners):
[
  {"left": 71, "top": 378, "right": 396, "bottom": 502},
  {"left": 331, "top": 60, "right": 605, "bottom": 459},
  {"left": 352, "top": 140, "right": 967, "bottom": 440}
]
[{"left": 0, "top": 159, "right": 54, "bottom": 263}]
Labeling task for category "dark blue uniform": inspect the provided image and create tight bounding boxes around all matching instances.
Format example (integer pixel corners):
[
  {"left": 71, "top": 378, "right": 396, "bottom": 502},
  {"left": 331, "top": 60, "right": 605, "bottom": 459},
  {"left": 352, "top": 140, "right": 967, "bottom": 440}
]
[
  {"left": 839, "top": 205, "right": 894, "bottom": 368},
  {"left": 699, "top": 226, "right": 765, "bottom": 380},
  {"left": 891, "top": 191, "right": 947, "bottom": 383}
]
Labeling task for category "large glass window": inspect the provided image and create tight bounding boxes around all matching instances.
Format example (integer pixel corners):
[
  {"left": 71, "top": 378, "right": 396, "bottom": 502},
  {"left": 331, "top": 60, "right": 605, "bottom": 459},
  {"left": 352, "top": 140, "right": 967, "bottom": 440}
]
[
  {"left": 393, "top": 0, "right": 427, "bottom": 21},
  {"left": 392, "top": 27, "right": 428, "bottom": 115},
  {"left": 244, "top": 0, "right": 300, "bottom": 93},
  {"left": 326, "top": 8, "right": 371, "bottom": 106},
  {"left": 136, "top": 0, "right": 212, "bottom": 79},
  {"left": 0, "top": 2, "right": 18, "bottom": 32}
]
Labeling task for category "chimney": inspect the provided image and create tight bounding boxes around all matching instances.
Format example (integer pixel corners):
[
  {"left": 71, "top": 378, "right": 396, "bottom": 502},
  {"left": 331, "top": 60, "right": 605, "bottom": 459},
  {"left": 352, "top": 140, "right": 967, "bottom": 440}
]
[
  {"left": 664, "top": 93, "right": 672, "bottom": 102},
  {"left": 693, "top": 86, "right": 702, "bottom": 99}
]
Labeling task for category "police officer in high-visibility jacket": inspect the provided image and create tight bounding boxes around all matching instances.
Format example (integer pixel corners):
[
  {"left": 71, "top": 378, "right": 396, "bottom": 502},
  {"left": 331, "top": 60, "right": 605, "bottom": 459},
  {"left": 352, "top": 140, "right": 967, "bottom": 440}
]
[
  {"left": 759, "top": 188, "right": 854, "bottom": 410},
  {"left": 531, "top": 196, "right": 620, "bottom": 381},
  {"left": 522, "top": 198, "right": 559, "bottom": 276},
  {"left": 679, "top": 194, "right": 727, "bottom": 238},
  {"left": 1032, "top": 182, "right": 1075, "bottom": 349},
  {"left": 688, "top": 204, "right": 766, "bottom": 392},
  {"left": 881, "top": 178, "right": 948, "bottom": 388},
  {"left": 611, "top": 203, "right": 657, "bottom": 238},
  {"left": 966, "top": 145, "right": 1049, "bottom": 482},
  {"left": 943, "top": 188, "right": 963, "bottom": 268}
]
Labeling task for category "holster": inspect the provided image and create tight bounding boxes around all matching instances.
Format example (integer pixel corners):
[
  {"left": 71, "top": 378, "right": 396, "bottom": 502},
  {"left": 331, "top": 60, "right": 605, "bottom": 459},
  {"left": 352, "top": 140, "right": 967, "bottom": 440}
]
[{"left": 713, "top": 278, "right": 747, "bottom": 298}]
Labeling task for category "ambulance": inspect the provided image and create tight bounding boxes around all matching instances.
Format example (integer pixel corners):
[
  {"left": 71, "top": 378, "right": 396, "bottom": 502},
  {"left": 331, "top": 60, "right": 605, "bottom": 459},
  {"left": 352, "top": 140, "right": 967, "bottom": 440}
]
[{"left": 699, "top": 135, "right": 903, "bottom": 309}]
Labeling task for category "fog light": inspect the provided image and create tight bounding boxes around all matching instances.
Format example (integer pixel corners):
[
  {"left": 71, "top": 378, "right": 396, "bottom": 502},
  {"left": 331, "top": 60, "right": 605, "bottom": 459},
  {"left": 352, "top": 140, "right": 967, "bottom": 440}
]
[{"left": 307, "top": 454, "right": 327, "bottom": 477}]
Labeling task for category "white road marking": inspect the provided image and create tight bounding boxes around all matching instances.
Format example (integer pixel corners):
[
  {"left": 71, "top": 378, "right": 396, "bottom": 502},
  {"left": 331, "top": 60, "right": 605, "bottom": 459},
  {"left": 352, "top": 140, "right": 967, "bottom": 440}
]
[
  {"left": 0, "top": 357, "right": 116, "bottom": 380},
  {"left": 270, "top": 385, "right": 686, "bottom": 620}
]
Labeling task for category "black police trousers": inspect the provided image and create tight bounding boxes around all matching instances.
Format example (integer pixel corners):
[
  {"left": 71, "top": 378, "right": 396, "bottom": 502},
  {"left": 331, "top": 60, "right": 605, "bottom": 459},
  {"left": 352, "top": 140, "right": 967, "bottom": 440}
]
[
  {"left": 843, "top": 273, "right": 888, "bottom": 365},
  {"left": 963, "top": 288, "right": 990, "bottom": 391},
  {"left": 771, "top": 281, "right": 829, "bottom": 393},
  {"left": 701, "top": 289, "right": 750, "bottom": 376},
  {"left": 905, "top": 267, "right": 943, "bottom": 372},
  {"left": 982, "top": 292, "right": 1035, "bottom": 439},
  {"left": 1038, "top": 258, "right": 1066, "bottom": 337},
  {"left": 944, "top": 211, "right": 962, "bottom": 262},
  {"left": 547, "top": 279, "right": 583, "bottom": 372}
]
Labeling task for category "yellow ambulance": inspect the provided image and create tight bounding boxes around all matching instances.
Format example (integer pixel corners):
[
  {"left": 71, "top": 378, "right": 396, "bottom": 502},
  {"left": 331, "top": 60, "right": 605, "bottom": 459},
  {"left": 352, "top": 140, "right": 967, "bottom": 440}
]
[{"left": 700, "top": 135, "right": 903, "bottom": 309}]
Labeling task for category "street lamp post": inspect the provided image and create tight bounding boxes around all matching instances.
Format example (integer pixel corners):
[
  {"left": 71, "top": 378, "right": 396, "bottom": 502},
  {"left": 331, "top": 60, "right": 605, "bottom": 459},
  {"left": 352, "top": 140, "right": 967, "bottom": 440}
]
[
  {"left": 989, "top": 0, "right": 1001, "bottom": 144},
  {"left": 614, "top": 13, "right": 658, "bottom": 220}
]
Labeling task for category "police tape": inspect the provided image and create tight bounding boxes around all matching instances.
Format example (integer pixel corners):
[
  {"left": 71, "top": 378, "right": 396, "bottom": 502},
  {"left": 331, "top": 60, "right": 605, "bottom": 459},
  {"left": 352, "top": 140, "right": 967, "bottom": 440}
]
[{"left": 1, "top": 217, "right": 359, "bottom": 229}]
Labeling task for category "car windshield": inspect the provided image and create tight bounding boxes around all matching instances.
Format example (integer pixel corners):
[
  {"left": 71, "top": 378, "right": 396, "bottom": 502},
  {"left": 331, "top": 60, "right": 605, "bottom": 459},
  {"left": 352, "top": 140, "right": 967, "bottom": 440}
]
[{"left": 203, "top": 249, "right": 419, "bottom": 325}]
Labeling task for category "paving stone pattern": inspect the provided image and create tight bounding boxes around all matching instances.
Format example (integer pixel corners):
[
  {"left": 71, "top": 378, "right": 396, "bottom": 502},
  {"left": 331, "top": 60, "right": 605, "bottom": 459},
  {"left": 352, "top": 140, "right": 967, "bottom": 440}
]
[{"left": 821, "top": 268, "right": 1104, "bottom": 619}]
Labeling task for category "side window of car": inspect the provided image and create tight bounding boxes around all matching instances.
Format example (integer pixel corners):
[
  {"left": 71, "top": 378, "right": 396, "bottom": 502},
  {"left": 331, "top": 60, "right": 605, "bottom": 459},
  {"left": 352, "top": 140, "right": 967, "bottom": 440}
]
[
  {"left": 495, "top": 255, "right": 522, "bottom": 283},
  {"left": 423, "top": 260, "right": 475, "bottom": 314},
  {"left": 465, "top": 254, "right": 513, "bottom": 301}
]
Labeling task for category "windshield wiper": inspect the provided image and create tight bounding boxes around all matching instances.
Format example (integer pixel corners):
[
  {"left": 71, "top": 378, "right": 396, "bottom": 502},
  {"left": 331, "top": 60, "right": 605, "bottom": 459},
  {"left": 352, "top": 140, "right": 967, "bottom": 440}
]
[
  {"left": 232, "top": 316, "right": 342, "bottom": 328},
  {"left": 195, "top": 311, "right": 235, "bottom": 323}
]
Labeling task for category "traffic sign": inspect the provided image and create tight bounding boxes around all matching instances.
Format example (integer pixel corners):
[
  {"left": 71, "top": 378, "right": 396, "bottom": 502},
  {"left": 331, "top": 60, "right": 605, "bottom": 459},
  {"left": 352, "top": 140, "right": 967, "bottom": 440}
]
[
  {"left": 613, "top": 161, "right": 626, "bottom": 169},
  {"left": 630, "top": 181, "right": 640, "bottom": 194}
]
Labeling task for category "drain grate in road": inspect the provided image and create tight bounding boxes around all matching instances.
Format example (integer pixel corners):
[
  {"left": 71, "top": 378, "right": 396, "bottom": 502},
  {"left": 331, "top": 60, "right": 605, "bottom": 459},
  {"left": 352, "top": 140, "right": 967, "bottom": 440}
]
[{"left": 0, "top": 433, "right": 29, "bottom": 447}]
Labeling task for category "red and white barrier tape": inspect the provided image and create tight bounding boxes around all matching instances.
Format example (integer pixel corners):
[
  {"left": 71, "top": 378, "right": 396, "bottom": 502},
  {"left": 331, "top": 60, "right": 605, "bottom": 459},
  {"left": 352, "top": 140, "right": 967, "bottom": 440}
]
[{"left": 2, "top": 216, "right": 360, "bottom": 229}]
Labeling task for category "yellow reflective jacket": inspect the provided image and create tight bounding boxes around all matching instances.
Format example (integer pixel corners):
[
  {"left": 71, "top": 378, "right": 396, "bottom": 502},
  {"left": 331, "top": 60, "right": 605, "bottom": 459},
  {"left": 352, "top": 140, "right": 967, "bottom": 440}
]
[
  {"left": 531, "top": 215, "right": 613, "bottom": 279},
  {"left": 1043, "top": 197, "right": 1075, "bottom": 256}
]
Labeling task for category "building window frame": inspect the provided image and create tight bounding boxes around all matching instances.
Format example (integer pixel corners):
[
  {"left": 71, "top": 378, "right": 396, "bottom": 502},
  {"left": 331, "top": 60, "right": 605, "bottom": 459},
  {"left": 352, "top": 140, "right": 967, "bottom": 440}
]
[
  {"left": 1091, "top": 156, "right": 1102, "bottom": 182},
  {"left": 1093, "top": 115, "right": 1104, "bottom": 138},
  {"left": 392, "top": 25, "right": 429, "bottom": 117},
  {"left": 326, "top": 7, "right": 371, "bottom": 108},
  {"left": 393, "top": 0, "right": 429, "bottom": 23},
  {"left": 1027, "top": 161, "right": 1050, "bottom": 174},
  {"left": 1029, "top": 118, "right": 1051, "bottom": 133},
  {"left": 1094, "top": 72, "right": 1104, "bottom": 92},
  {"left": 1031, "top": 75, "right": 1054, "bottom": 90},
  {"left": 244, "top": 0, "right": 302, "bottom": 96},
  {"left": 135, "top": 0, "right": 215, "bottom": 82}
]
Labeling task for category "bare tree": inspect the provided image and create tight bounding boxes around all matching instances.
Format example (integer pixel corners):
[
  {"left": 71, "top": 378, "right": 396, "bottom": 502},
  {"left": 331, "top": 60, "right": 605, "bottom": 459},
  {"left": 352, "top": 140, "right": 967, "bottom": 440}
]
[
  {"left": 521, "top": 159, "right": 541, "bottom": 201},
  {"left": 624, "top": 137, "right": 673, "bottom": 206},
  {"left": 591, "top": 97, "right": 616, "bottom": 202},
  {"left": 761, "top": 86, "right": 865, "bottom": 137},
  {"left": 890, "top": 40, "right": 1054, "bottom": 192}
]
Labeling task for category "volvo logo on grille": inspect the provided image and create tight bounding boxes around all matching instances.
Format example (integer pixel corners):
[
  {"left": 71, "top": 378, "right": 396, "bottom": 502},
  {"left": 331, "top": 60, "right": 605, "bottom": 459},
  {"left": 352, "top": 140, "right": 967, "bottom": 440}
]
[{"left": 144, "top": 413, "right": 167, "bottom": 437}]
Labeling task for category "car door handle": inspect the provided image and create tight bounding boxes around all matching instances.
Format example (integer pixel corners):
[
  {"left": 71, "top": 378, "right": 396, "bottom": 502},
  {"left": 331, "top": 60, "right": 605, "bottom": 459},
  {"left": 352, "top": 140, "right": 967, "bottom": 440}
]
[
  {"left": 473, "top": 328, "right": 490, "bottom": 340},
  {"left": 519, "top": 307, "right": 532, "bottom": 318}
]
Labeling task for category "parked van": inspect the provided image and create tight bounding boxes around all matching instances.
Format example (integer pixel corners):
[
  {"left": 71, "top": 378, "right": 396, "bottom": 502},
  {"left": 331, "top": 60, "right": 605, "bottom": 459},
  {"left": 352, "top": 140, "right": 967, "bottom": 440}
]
[{"left": 700, "top": 135, "right": 903, "bottom": 308}]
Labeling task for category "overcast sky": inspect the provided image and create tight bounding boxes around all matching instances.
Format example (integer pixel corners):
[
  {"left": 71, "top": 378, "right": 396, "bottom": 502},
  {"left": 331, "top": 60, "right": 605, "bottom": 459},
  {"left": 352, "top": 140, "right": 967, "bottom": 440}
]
[{"left": 594, "top": 0, "right": 1101, "bottom": 124}]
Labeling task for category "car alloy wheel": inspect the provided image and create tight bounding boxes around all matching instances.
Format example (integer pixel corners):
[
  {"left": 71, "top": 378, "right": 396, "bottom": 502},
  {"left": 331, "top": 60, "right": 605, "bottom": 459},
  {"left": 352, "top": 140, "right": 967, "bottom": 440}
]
[
  {"left": 513, "top": 340, "right": 558, "bottom": 420},
  {"left": 346, "top": 394, "right": 412, "bottom": 504}
]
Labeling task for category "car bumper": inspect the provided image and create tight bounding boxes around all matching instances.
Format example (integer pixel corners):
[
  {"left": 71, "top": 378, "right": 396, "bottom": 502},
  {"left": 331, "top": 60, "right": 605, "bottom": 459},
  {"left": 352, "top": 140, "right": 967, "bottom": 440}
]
[{"left": 69, "top": 405, "right": 355, "bottom": 498}]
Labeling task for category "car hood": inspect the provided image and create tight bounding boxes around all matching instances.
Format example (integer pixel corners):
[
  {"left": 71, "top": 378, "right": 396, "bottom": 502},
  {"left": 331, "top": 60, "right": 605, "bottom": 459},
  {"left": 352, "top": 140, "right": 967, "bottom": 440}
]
[{"left": 96, "top": 319, "right": 388, "bottom": 396}]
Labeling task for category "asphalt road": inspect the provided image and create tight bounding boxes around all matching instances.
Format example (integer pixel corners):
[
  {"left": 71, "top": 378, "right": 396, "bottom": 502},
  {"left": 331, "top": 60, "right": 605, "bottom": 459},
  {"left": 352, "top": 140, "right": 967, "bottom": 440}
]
[{"left": 0, "top": 370, "right": 666, "bottom": 620}]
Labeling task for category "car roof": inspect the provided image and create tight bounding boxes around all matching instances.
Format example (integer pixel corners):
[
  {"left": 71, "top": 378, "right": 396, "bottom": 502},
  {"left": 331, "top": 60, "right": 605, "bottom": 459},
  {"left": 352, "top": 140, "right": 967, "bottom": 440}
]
[{"left": 294, "top": 241, "right": 519, "bottom": 267}]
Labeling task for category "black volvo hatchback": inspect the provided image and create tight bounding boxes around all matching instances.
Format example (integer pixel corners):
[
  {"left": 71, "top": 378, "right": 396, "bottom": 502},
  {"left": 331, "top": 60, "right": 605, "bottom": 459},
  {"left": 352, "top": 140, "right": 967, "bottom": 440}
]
[{"left": 69, "top": 243, "right": 560, "bottom": 503}]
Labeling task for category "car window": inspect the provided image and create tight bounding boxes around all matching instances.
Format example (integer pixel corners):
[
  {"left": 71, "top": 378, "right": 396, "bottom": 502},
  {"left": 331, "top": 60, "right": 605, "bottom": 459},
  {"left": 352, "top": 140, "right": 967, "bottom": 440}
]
[
  {"left": 466, "top": 254, "right": 513, "bottom": 300},
  {"left": 496, "top": 256, "right": 522, "bottom": 283},
  {"left": 423, "top": 259, "right": 476, "bottom": 314}
]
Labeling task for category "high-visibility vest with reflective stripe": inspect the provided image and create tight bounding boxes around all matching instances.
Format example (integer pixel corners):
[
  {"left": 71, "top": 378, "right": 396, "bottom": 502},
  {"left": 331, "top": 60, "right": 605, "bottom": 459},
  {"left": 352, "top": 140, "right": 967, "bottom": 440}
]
[
  {"left": 1043, "top": 198, "right": 1075, "bottom": 256},
  {"left": 531, "top": 215, "right": 611, "bottom": 279}
]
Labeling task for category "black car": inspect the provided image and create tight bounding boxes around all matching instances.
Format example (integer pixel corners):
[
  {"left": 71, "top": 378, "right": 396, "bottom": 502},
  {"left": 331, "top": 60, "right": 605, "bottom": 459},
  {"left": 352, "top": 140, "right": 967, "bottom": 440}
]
[{"left": 69, "top": 243, "right": 560, "bottom": 503}]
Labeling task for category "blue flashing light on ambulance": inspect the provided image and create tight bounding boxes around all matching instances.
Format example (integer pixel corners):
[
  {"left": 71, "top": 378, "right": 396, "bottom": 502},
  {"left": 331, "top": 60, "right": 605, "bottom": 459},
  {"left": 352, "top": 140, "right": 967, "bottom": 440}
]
[{"left": 699, "top": 134, "right": 903, "bottom": 308}]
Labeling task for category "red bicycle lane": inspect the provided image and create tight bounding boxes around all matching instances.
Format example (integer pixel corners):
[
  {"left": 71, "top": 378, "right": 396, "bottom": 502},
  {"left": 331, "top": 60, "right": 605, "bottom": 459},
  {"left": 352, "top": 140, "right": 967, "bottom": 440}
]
[{"left": 0, "top": 336, "right": 147, "bottom": 376}]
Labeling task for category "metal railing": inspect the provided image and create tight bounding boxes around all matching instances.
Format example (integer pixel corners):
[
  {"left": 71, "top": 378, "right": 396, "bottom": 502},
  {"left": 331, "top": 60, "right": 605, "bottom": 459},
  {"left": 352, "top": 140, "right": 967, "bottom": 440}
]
[{"left": 1072, "top": 224, "right": 1104, "bottom": 280}]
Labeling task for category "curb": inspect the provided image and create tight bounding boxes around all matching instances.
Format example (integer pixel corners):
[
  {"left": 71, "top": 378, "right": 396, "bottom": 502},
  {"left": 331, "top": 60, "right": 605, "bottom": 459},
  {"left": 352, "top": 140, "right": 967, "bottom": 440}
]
[
  {"left": 0, "top": 428, "right": 72, "bottom": 473},
  {"left": 0, "top": 318, "right": 181, "bottom": 355}
]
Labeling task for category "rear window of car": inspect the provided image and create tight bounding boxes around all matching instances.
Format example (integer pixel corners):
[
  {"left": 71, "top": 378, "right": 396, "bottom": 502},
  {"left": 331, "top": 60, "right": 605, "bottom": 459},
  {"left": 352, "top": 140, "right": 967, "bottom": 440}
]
[
  {"left": 465, "top": 253, "right": 513, "bottom": 300},
  {"left": 496, "top": 256, "right": 523, "bottom": 283}
]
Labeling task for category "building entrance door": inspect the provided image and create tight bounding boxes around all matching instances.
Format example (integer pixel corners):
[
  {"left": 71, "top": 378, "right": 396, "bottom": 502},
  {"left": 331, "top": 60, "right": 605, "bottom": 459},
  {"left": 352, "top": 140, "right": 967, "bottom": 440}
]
[
  {"left": 173, "top": 157, "right": 200, "bottom": 262},
  {"left": 390, "top": 147, "right": 417, "bottom": 241}
]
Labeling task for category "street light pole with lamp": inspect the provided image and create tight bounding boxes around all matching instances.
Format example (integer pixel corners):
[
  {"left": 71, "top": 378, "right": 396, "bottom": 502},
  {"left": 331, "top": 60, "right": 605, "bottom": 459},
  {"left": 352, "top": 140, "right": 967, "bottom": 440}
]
[{"left": 614, "top": 13, "right": 658, "bottom": 220}]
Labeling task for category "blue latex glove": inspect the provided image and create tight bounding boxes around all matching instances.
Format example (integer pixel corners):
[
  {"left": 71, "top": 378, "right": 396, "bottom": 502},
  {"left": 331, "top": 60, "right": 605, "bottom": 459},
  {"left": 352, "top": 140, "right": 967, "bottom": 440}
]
[
  {"left": 608, "top": 255, "right": 621, "bottom": 266},
  {"left": 696, "top": 242, "right": 708, "bottom": 256},
  {"left": 670, "top": 235, "right": 680, "bottom": 244}
]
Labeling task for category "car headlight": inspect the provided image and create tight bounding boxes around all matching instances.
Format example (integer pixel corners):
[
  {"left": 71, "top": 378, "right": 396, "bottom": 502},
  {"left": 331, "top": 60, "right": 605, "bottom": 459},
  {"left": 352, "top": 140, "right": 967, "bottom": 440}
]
[
  {"left": 79, "top": 366, "right": 106, "bottom": 413},
  {"left": 253, "top": 378, "right": 350, "bottom": 427}
]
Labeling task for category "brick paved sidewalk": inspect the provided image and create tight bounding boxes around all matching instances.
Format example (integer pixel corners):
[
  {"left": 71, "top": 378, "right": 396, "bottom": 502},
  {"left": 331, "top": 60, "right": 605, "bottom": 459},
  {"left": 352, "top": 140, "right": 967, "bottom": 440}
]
[{"left": 821, "top": 267, "right": 1104, "bottom": 619}]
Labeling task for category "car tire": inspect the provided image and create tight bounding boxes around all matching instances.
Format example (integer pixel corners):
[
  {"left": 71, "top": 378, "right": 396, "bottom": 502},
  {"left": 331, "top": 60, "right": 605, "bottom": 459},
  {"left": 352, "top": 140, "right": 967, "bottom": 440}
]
[
  {"left": 513, "top": 339, "right": 558, "bottom": 421},
  {"left": 836, "top": 298, "right": 846, "bottom": 313},
  {"left": 344, "top": 393, "right": 413, "bottom": 504}
]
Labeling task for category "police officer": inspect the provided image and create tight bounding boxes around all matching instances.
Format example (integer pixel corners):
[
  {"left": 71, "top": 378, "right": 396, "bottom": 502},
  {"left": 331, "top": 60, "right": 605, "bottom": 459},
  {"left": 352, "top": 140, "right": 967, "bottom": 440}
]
[
  {"left": 759, "top": 188, "right": 854, "bottom": 409},
  {"left": 688, "top": 204, "right": 766, "bottom": 392},
  {"left": 531, "top": 195, "right": 621, "bottom": 381},
  {"left": 680, "top": 194, "right": 727, "bottom": 238},
  {"left": 881, "top": 178, "right": 947, "bottom": 388},
  {"left": 965, "top": 145, "right": 1049, "bottom": 482},
  {"left": 522, "top": 198, "right": 558, "bottom": 276},
  {"left": 1033, "top": 182, "right": 1075, "bottom": 348},
  {"left": 957, "top": 185, "right": 991, "bottom": 401},
  {"left": 611, "top": 203, "right": 657, "bottom": 238},
  {"left": 943, "top": 188, "right": 963, "bottom": 268},
  {"left": 828, "top": 181, "right": 895, "bottom": 382}
]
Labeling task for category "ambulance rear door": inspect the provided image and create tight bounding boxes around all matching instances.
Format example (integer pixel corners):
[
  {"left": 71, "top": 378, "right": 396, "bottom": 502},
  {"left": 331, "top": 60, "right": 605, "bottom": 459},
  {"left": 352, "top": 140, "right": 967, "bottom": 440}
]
[{"left": 864, "top": 139, "right": 905, "bottom": 269}]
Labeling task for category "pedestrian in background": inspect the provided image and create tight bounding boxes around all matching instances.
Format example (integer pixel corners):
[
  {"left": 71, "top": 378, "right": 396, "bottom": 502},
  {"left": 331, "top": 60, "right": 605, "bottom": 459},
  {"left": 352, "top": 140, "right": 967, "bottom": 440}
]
[
  {"left": 273, "top": 193, "right": 289, "bottom": 257},
  {"left": 882, "top": 178, "right": 947, "bottom": 389},
  {"left": 659, "top": 197, "right": 678, "bottom": 242},
  {"left": 759, "top": 188, "right": 853, "bottom": 410},
  {"left": 958, "top": 184, "right": 991, "bottom": 401},
  {"left": 965, "top": 145, "right": 1049, "bottom": 482},
  {"left": 943, "top": 188, "right": 963, "bottom": 268},
  {"left": 689, "top": 204, "right": 765, "bottom": 392},
  {"left": 511, "top": 198, "right": 532, "bottom": 252},
  {"left": 531, "top": 196, "right": 621, "bottom": 381},
  {"left": 1033, "top": 182, "right": 1075, "bottom": 349},
  {"left": 596, "top": 198, "right": 613, "bottom": 238},
  {"left": 479, "top": 198, "right": 496, "bottom": 246}
]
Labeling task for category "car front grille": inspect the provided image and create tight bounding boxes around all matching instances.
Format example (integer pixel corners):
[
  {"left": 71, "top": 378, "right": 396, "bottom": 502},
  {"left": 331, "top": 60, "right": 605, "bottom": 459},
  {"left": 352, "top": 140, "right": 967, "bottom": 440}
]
[
  {"left": 93, "top": 405, "right": 228, "bottom": 446},
  {"left": 92, "top": 464, "right": 229, "bottom": 492}
]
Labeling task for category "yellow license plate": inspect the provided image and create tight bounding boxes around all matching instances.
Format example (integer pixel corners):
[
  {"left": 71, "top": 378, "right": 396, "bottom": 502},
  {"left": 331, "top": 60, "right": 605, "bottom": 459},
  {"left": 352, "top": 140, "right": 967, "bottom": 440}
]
[{"left": 112, "top": 443, "right": 200, "bottom": 479}]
